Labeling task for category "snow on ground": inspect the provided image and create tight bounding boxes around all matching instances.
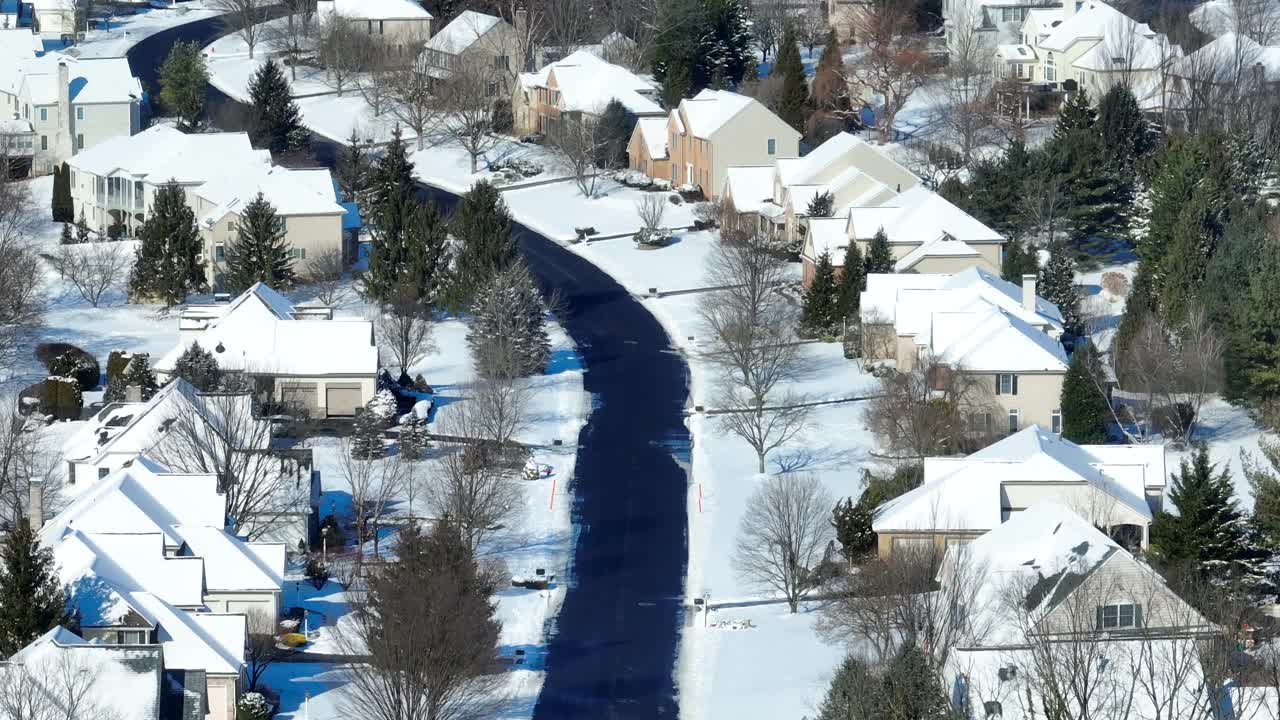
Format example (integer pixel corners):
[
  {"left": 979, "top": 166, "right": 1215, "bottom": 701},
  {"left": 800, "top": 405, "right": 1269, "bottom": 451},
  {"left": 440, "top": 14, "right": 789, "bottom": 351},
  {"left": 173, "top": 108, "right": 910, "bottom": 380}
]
[
  {"left": 204, "top": 18, "right": 333, "bottom": 98},
  {"left": 408, "top": 137, "right": 571, "bottom": 195},
  {"left": 1179, "top": 397, "right": 1269, "bottom": 510},
  {"left": 62, "top": 2, "right": 222, "bottom": 59},
  {"left": 500, "top": 179, "right": 700, "bottom": 242}
]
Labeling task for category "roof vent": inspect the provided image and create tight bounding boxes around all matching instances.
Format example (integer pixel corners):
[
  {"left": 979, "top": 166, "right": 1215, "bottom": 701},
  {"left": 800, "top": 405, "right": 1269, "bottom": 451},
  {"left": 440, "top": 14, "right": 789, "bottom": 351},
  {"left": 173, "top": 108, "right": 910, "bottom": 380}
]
[
  {"left": 215, "top": 342, "right": 225, "bottom": 353},
  {"left": 97, "top": 430, "right": 109, "bottom": 445}
]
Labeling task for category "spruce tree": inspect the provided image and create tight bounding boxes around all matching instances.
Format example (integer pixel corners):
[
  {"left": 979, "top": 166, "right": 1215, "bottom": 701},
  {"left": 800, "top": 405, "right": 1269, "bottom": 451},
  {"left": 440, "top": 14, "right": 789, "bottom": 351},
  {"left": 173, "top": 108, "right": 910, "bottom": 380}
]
[
  {"left": 1151, "top": 446, "right": 1266, "bottom": 589},
  {"left": 596, "top": 99, "right": 634, "bottom": 169},
  {"left": 1243, "top": 440, "right": 1280, "bottom": 551},
  {"left": 247, "top": 58, "right": 308, "bottom": 154},
  {"left": 1000, "top": 238, "right": 1039, "bottom": 284},
  {"left": 1038, "top": 242, "right": 1080, "bottom": 335},
  {"left": 0, "top": 519, "right": 68, "bottom": 656},
  {"left": 59, "top": 222, "right": 74, "bottom": 245},
  {"left": 811, "top": 29, "right": 847, "bottom": 113},
  {"left": 448, "top": 180, "right": 516, "bottom": 310},
  {"left": 864, "top": 228, "right": 894, "bottom": 274},
  {"left": 1142, "top": 136, "right": 1218, "bottom": 272},
  {"left": 103, "top": 352, "right": 159, "bottom": 403},
  {"left": 801, "top": 251, "right": 840, "bottom": 337},
  {"left": 466, "top": 262, "right": 550, "bottom": 378},
  {"left": 51, "top": 163, "right": 73, "bottom": 222},
  {"left": 653, "top": 0, "right": 753, "bottom": 100},
  {"left": 961, "top": 141, "right": 1035, "bottom": 238},
  {"left": 129, "top": 181, "right": 204, "bottom": 307},
  {"left": 159, "top": 41, "right": 209, "bottom": 130},
  {"left": 806, "top": 191, "right": 834, "bottom": 218},
  {"left": 337, "top": 130, "right": 372, "bottom": 204},
  {"left": 367, "top": 195, "right": 450, "bottom": 308},
  {"left": 775, "top": 26, "right": 809, "bottom": 133},
  {"left": 836, "top": 239, "right": 865, "bottom": 320},
  {"left": 1208, "top": 211, "right": 1268, "bottom": 400},
  {"left": 1053, "top": 129, "right": 1132, "bottom": 250},
  {"left": 75, "top": 210, "right": 91, "bottom": 243},
  {"left": 172, "top": 341, "right": 222, "bottom": 391},
  {"left": 1097, "top": 84, "right": 1150, "bottom": 166},
  {"left": 1230, "top": 239, "right": 1280, "bottom": 402},
  {"left": 224, "top": 193, "right": 296, "bottom": 293},
  {"left": 364, "top": 129, "right": 421, "bottom": 305},
  {"left": 368, "top": 127, "right": 416, "bottom": 224},
  {"left": 1059, "top": 345, "right": 1109, "bottom": 443},
  {"left": 1052, "top": 87, "right": 1095, "bottom": 144},
  {"left": 398, "top": 413, "right": 427, "bottom": 461},
  {"left": 1156, "top": 195, "right": 1214, "bottom": 327}
]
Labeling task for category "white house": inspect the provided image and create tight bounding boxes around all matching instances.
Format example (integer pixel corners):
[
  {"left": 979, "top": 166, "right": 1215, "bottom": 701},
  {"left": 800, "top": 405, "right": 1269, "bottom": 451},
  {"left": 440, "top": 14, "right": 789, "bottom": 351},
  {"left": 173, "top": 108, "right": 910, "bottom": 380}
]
[
  {"left": 941, "top": 501, "right": 1218, "bottom": 720},
  {"left": 3, "top": 627, "right": 164, "bottom": 720},
  {"left": 860, "top": 267, "right": 1069, "bottom": 431},
  {"left": 0, "top": 52, "right": 141, "bottom": 176},
  {"left": 154, "top": 283, "right": 378, "bottom": 418},
  {"left": 872, "top": 425, "right": 1166, "bottom": 558}
]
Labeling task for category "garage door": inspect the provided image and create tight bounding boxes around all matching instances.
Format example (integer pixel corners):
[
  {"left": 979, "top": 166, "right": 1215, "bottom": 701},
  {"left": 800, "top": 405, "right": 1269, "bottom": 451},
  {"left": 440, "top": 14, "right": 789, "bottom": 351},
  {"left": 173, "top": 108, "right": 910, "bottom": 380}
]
[
  {"left": 280, "top": 383, "right": 318, "bottom": 413},
  {"left": 326, "top": 384, "right": 363, "bottom": 417}
]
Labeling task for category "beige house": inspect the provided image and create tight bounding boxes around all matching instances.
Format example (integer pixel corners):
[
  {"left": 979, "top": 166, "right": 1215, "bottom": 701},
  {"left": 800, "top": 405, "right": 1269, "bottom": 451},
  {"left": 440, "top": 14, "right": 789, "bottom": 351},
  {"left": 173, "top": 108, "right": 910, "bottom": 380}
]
[
  {"left": 860, "top": 268, "right": 1069, "bottom": 431},
  {"left": 155, "top": 284, "right": 378, "bottom": 419},
  {"left": 419, "top": 10, "right": 522, "bottom": 87},
  {"left": 0, "top": 52, "right": 141, "bottom": 176},
  {"left": 317, "top": 0, "right": 432, "bottom": 59},
  {"left": 626, "top": 89, "right": 799, "bottom": 198},
  {"left": 872, "top": 427, "right": 1166, "bottom": 559},
  {"left": 514, "top": 49, "right": 662, "bottom": 137},
  {"left": 941, "top": 502, "right": 1215, "bottom": 719}
]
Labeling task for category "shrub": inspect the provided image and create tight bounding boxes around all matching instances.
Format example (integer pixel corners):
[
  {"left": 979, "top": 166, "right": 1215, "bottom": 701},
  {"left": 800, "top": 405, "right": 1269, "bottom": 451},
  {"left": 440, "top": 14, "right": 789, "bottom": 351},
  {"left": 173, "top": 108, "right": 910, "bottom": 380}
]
[
  {"left": 281, "top": 633, "right": 308, "bottom": 648},
  {"left": 236, "top": 692, "right": 273, "bottom": 720},
  {"left": 318, "top": 514, "right": 345, "bottom": 548},
  {"left": 1151, "top": 402, "right": 1196, "bottom": 438},
  {"left": 492, "top": 98, "right": 513, "bottom": 134},
  {"left": 34, "top": 342, "right": 84, "bottom": 368},
  {"left": 413, "top": 374, "right": 433, "bottom": 393},
  {"left": 105, "top": 350, "right": 132, "bottom": 387},
  {"left": 49, "top": 350, "right": 100, "bottom": 391},
  {"left": 633, "top": 227, "right": 673, "bottom": 247},
  {"left": 304, "top": 555, "right": 330, "bottom": 589},
  {"left": 1101, "top": 271, "right": 1130, "bottom": 298},
  {"left": 40, "top": 376, "right": 83, "bottom": 421}
]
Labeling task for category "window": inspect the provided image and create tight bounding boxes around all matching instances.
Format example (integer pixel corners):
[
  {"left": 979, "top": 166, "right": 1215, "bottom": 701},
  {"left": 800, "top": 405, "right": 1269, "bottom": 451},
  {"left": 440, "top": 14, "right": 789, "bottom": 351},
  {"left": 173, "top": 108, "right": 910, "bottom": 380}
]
[
  {"left": 767, "top": 138, "right": 776, "bottom": 155},
  {"left": 67, "top": 462, "right": 76, "bottom": 486},
  {"left": 215, "top": 244, "right": 225, "bottom": 262},
  {"left": 378, "top": 20, "right": 384, "bottom": 34},
  {"left": 98, "top": 467, "right": 109, "bottom": 480},
  {"left": 227, "top": 221, "right": 237, "bottom": 233},
  {"left": 1045, "top": 52, "right": 1057, "bottom": 82},
  {"left": 970, "top": 412, "right": 992, "bottom": 434},
  {"left": 273, "top": 217, "right": 287, "bottom": 233},
  {"left": 494, "top": 55, "right": 509, "bottom": 70},
  {"left": 134, "top": 180, "right": 144, "bottom": 210},
  {"left": 1051, "top": 410, "right": 1062, "bottom": 434},
  {"left": 996, "top": 373, "right": 1017, "bottom": 395},
  {"left": 1097, "top": 603, "right": 1142, "bottom": 630},
  {"left": 1007, "top": 409, "right": 1020, "bottom": 434},
  {"left": 76, "top": 133, "right": 83, "bottom": 150},
  {"left": 76, "top": 106, "right": 84, "bottom": 120},
  {"left": 39, "top": 107, "right": 47, "bottom": 122},
  {"left": 366, "top": 19, "right": 373, "bottom": 33},
  {"left": 40, "top": 135, "right": 47, "bottom": 150},
  {"left": 288, "top": 247, "right": 307, "bottom": 259}
]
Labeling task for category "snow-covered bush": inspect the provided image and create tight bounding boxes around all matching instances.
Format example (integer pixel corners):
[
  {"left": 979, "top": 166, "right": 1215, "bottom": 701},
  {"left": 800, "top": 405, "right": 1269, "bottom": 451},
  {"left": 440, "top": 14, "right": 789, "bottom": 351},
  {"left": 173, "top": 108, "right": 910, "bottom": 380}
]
[
  {"left": 633, "top": 227, "right": 674, "bottom": 247},
  {"left": 367, "top": 389, "right": 398, "bottom": 428},
  {"left": 236, "top": 692, "right": 272, "bottom": 720},
  {"left": 305, "top": 555, "right": 330, "bottom": 589},
  {"left": 40, "top": 376, "right": 83, "bottom": 421},
  {"left": 613, "top": 169, "right": 653, "bottom": 188},
  {"left": 492, "top": 158, "right": 543, "bottom": 177}
]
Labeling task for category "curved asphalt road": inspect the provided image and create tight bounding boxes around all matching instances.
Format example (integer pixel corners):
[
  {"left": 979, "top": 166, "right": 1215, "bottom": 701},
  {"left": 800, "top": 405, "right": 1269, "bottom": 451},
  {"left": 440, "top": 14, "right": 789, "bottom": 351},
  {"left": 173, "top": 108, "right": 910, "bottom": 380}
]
[{"left": 129, "top": 23, "right": 692, "bottom": 719}]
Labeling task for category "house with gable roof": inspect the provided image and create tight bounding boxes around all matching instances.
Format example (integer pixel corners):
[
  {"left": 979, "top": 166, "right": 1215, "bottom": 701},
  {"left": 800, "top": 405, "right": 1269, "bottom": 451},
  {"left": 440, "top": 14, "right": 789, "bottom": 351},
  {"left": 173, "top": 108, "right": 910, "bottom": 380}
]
[
  {"left": 418, "top": 9, "right": 522, "bottom": 84},
  {"left": 514, "top": 49, "right": 663, "bottom": 137},
  {"left": 316, "top": 0, "right": 432, "bottom": 59},
  {"left": 872, "top": 426, "right": 1166, "bottom": 558},
  {"left": 940, "top": 501, "right": 1218, "bottom": 720},
  {"left": 627, "top": 88, "right": 800, "bottom": 197},
  {"left": 860, "top": 267, "right": 1069, "bottom": 431}
]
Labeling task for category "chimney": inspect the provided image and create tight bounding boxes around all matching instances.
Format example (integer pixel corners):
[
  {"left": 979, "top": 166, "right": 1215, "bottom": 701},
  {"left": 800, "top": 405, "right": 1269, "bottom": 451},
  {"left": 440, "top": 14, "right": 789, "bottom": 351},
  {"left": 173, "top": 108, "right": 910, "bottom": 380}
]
[
  {"left": 1022, "top": 274, "right": 1037, "bottom": 312},
  {"left": 125, "top": 384, "right": 142, "bottom": 403},
  {"left": 515, "top": 9, "right": 527, "bottom": 39},
  {"left": 56, "top": 61, "right": 73, "bottom": 160},
  {"left": 27, "top": 478, "right": 43, "bottom": 527}
]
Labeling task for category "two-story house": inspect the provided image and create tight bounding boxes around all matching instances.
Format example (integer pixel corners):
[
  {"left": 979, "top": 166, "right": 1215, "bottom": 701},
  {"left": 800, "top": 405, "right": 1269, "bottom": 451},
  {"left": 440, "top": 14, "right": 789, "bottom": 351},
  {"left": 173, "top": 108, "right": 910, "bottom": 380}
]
[
  {"left": 627, "top": 88, "right": 800, "bottom": 198},
  {"left": 0, "top": 52, "right": 141, "bottom": 176},
  {"left": 514, "top": 49, "right": 663, "bottom": 137},
  {"left": 860, "top": 268, "right": 1069, "bottom": 431},
  {"left": 316, "top": 0, "right": 432, "bottom": 61},
  {"left": 418, "top": 9, "right": 522, "bottom": 87}
]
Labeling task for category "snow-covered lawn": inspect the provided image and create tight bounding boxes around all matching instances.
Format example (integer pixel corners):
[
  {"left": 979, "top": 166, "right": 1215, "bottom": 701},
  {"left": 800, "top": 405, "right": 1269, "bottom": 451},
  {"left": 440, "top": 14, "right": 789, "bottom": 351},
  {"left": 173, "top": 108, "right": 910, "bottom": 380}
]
[
  {"left": 60, "top": 2, "right": 222, "bottom": 59},
  {"left": 204, "top": 18, "right": 333, "bottom": 98},
  {"left": 408, "top": 137, "right": 571, "bottom": 195},
  {"left": 499, "top": 179, "right": 700, "bottom": 243}
]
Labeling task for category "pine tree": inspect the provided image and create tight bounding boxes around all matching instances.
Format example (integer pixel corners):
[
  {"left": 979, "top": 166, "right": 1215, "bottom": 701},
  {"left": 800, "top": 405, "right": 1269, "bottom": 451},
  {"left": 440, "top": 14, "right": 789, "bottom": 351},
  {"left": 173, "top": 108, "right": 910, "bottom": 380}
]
[
  {"left": 398, "top": 413, "right": 427, "bottom": 461},
  {"left": 59, "top": 222, "right": 73, "bottom": 245},
  {"left": 224, "top": 193, "right": 296, "bottom": 293},
  {"left": 1243, "top": 440, "right": 1280, "bottom": 551},
  {"left": 364, "top": 129, "right": 422, "bottom": 305},
  {"left": 831, "top": 497, "right": 868, "bottom": 562},
  {"left": 836, "top": 239, "right": 865, "bottom": 320},
  {"left": 1156, "top": 195, "right": 1214, "bottom": 327},
  {"left": 337, "top": 130, "right": 372, "bottom": 204},
  {"left": 775, "top": 26, "right": 809, "bottom": 133},
  {"left": 447, "top": 180, "right": 516, "bottom": 311},
  {"left": 1208, "top": 211, "right": 1268, "bottom": 400},
  {"left": 247, "top": 58, "right": 308, "bottom": 154},
  {"left": 596, "top": 99, "right": 634, "bottom": 169},
  {"left": 1053, "top": 129, "right": 1132, "bottom": 249},
  {"left": 1142, "top": 136, "right": 1218, "bottom": 272},
  {"left": 1060, "top": 345, "right": 1109, "bottom": 443},
  {"left": 1052, "top": 87, "right": 1094, "bottom": 144},
  {"left": 0, "top": 519, "right": 68, "bottom": 656},
  {"left": 1151, "top": 446, "right": 1267, "bottom": 589},
  {"left": 350, "top": 409, "right": 387, "bottom": 460},
  {"left": 653, "top": 0, "right": 753, "bottom": 101},
  {"left": 806, "top": 191, "right": 834, "bottom": 218},
  {"left": 103, "top": 352, "right": 159, "bottom": 403},
  {"left": 366, "top": 189, "right": 450, "bottom": 308},
  {"left": 801, "top": 251, "right": 840, "bottom": 337},
  {"left": 1097, "top": 84, "right": 1150, "bottom": 166},
  {"left": 1111, "top": 264, "right": 1156, "bottom": 387},
  {"left": 1229, "top": 238, "right": 1280, "bottom": 402},
  {"left": 961, "top": 141, "right": 1035, "bottom": 237},
  {"left": 368, "top": 127, "right": 416, "bottom": 224},
  {"left": 130, "top": 182, "right": 204, "bottom": 307},
  {"left": 1038, "top": 242, "right": 1080, "bottom": 335},
  {"left": 75, "top": 210, "right": 91, "bottom": 243},
  {"left": 1000, "top": 237, "right": 1039, "bottom": 284},
  {"left": 864, "top": 228, "right": 894, "bottom": 275},
  {"left": 466, "top": 262, "right": 551, "bottom": 378},
  {"left": 51, "top": 163, "right": 73, "bottom": 222},
  {"left": 172, "top": 341, "right": 222, "bottom": 391},
  {"left": 811, "top": 29, "right": 847, "bottom": 113},
  {"left": 159, "top": 41, "right": 209, "bottom": 130}
]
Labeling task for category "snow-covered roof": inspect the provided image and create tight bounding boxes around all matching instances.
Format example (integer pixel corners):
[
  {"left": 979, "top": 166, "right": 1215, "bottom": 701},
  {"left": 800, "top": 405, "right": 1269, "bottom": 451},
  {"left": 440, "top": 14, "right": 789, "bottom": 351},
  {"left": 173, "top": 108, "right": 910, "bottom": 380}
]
[
  {"left": 863, "top": 266, "right": 1061, "bottom": 329},
  {"left": 6, "top": 627, "right": 162, "bottom": 720},
  {"left": 635, "top": 115, "right": 669, "bottom": 159},
  {"left": 424, "top": 10, "right": 502, "bottom": 54},
  {"left": 676, "top": 89, "right": 757, "bottom": 138},
  {"left": 724, "top": 165, "right": 776, "bottom": 213},
  {"left": 67, "top": 125, "right": 265, "bottom": 185},
  {"left": 316, "top": 0, "right": 430, "bottom": 21},
  {"left": 995, "top": 43, "right": 1036, "bottom": 61},
  {"left": 154, "top": 283, "right": 377, "bottom": 377},
  {"left": 0, "top": 28, "right": 42, "bottom": 60},
  {"left": 804, "top": 217, "right": 850, "bottom": 260},
  {"left": 1191, "top": 0, "right": 1280, "bottom": 43},
  {"left": 1040, "top": 0, "right": 1155, "bottom": 52},
  {"left": 130, "top": 592, "right": 245, "bottom": 674},
  {"left": 1025, "top": 7, "right": 1060, "bottom": 36},
  {"left": 893, "top": 234, "right": 981, "bottom": 272},
  {"left": 176, "top": 525, "right": 285, "bottom": 592},
  {"left": 56, "top": 532, "right": 206, "bottom": 610},
  {"left": 776, "top": 132, "right": 868, "bottom": 186},
  {"left": 1169, "top": 31, "right": 1280, "bottom": 83},
  {"left": 197, "top": 166, "right": 346, "bottom": 225},
  {"left": 875, "top": 427, "right": 1158, "bottom": 534},
  {"left": 846, "top": 186, "right": 1003, "bottom": 245},
  {"left": 929, "top": 303, "right": 1069, "bottom": 372},
  {"left": 547, "top": 56, "right": 661, "bottom": 116}
]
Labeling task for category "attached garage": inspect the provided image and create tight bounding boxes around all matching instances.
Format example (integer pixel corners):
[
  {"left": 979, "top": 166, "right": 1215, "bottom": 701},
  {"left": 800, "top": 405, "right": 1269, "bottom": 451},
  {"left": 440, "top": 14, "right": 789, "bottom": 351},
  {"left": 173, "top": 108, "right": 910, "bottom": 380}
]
[
  {"left": 280, "top": 383, "right": 318, "bottom": 414},
  {"left": 226, "top": 599, "right": 270, "bottom": 616},
  {"left": 325, "top": 384, "right": 363, "bottom": 417}
]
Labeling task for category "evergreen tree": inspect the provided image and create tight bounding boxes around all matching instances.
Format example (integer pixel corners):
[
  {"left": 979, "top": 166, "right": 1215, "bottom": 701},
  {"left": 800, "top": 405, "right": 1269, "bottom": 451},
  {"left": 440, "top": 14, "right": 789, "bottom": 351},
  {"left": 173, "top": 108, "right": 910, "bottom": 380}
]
[
  {"left": 398, "top": 413, "right": 428, "bottom": 461},
  {"left": 159, "top": 41, "right": 209, "bottom": 130},
  {"left": 830, "top": 497, "right": 866, "bottom": 563},
  {"left": 836, "top": 239, "right": 865, "bottom": 320},
  {"left": 366, "top": 195, "right": 450, "bottom": 307},
  {"left": 595, "top": 99, "right": 634, "bottom": 169},
  {"left": 129, "top": 182, "right": 204, "bottom": 307},
  {"left": 1142, "top": 136, "right": 1219, "bottom": 272},
  {"left": 801, "top": 251, "right": 840, "bottom": 336},
  {"left": 1150, "top": 446, "right": 1266, "bottom": 589},
  {"left": 811, "top": 29, "right": 848, "bottom": 113},
  {"left": 653, "top": 0, "right": 753, "bottom": 102},
  {"left": 806, "top": 191, "right": 834, "bottom": 218},
  {"left": 864, "top": 228, "right": 894, "bottom": 275},
  {"left": 1038, "top": 242, "right": 1080, "bottom": 335},
  {"left": 368, "top": 127, "right": 416, "bottom": 224},
  {"left": 775, "top": 26, "right": 809, "bottom": 133},
  {"left": 1000, "top": 237, "right": 1039, "bottom": 284},
  {"left": 961, "top": 141, "right": 1035, "bottom": 237},
  {"left": 1111, "top": 265, "right": 1157, "bottom": 387},
  {"left": 447, "top": 180, "right": 516, "bottom": 310},
  {"left": 0, "top": 519, "right": 68, "bottom": 656},
  {"left": 75, "top": 210, "right": 91, "bottom": 243},
  {"left": 816, "top": 646, "right": 950, "bottom": 720},
  {"left": 364, "top": 129, "right": 423, "bottom": 305},
  {"left": 1230, "top": 238, "right": 1280, "bottom": 402},
  {"left": 1208, "top": 211, "right": 1268, "bottom": 400},
  {"left": 1243, "top": 440, "right": 1280, "bottom": 552},
  {"left": 103, "top": 352, "right": 159, "bottom": 403},
  {"left": 1060, "top": 345, "right": 1109, "bottom": 443},
  {"left": 172, "top": 341, "right": 222, "bottom": 391},
  {"left": 466, "top": 262, "right": 550, "bottom": 378},
  {"left": 1052, "top": 87, "right": 1095, "bottom": 143},
  {"left": 350, "top": 409, "right": 387, "bottom": 459},
  {"left": 51, "top": 163, "right": 73, "bottom": 222},
  {"left": 247, "top": 58, "right": 308, "bottom": 154},
  {"left": 59, "top": 222, "right": 74, "bottom": 245},
  {"left": 1097, "top": 84, "right": 1150, "bottom": 166},
  {"left": 1052, "top": 129, "right": 1132, "bottom": 249},
  {"left": 337, "top": 130, "right": 372, "bottom": 204},
  {"left": 224, "top": 193, "right": 296, "bottom": 293},
  {"left": 1156, "top": 195, "right": 1214, "bottom": 327}
]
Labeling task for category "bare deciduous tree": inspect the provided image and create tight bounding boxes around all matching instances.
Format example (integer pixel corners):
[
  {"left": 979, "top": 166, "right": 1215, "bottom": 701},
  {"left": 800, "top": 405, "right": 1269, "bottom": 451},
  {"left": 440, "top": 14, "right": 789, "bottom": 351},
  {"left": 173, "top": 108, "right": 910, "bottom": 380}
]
[
  {"left": 0, "top": 649, "right": 126, "bottom": 720},
  {"left": 244, "top": 608, "right": 288, "bottom": 691},
  {"left": 317, "top": 14, "right": 373, "bottom": 96},
  {"left": 0, "top": 149, "right": 42, "bottom": 376},
  {"left": 374, "top": 292, "right": 436, "bottom": 376},
  {"left": 747, "top": 0, "right": 790, "bottom": 63},
  {"left": 847, "top": 2, "right": 935, "bottom": 143},
  {"left": 466, "top": 375, "right": 530, "bottom": 448},
  {"left": 50, "top": 241, "right": 129, "bottom": 307},
  {"left": 931, "top": 2, "right": 996, "bottom": 162},
  {"left": 635, "top": 192, "right": 667, "bottom": 231},
  {"left": 302, "top": 248, "right": 350, "bottom": 307},
  {"left": 210, "top": 0, "right": 268, "bottom": 59},
  {"left": 550, "top": 115, "right": 606, "bottom": 198},
  {"left": 435, "top": 62, "right": 504, "bottom": 172},
  {"left": 863, "top": 355, "right": 999, "bottom": 460},
  {"left": 336, "top": 440, "right": 405, "bottom": 557},
  {"left": 378, "top": 58, "right": 441, "bottom": 151},
  {"left": 425, "top": 403, "right": 520, "bottom": 555},
  {"left": 0, "top": 410, "right": 61, "bottom": 527},
  {"left": 733, "top": 473, "right": 835, "bottom": 613},
  {"left": 699, "top": 232, "right": 811, "bottom": 472},
  {"left": 265, "top": 0, "right": 319, "bottom": 80}
]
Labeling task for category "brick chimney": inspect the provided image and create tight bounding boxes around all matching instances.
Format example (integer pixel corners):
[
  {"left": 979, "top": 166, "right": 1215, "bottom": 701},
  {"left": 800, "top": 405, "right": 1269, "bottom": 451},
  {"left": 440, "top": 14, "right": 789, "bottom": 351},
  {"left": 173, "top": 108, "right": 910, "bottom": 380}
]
[
  {"left": 27, "top": 478, "right": 43, "bottom": 526},
  {"left": 1022, "top": 274, "right": 1037, "bottom": 313}
]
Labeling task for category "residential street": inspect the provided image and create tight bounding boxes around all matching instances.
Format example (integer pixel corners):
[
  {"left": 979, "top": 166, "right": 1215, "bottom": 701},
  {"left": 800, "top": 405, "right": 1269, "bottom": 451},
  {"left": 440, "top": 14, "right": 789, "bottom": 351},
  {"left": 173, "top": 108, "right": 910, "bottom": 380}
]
[{"left": 127, "top": 24, "right": 691, "bottom": 719}]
